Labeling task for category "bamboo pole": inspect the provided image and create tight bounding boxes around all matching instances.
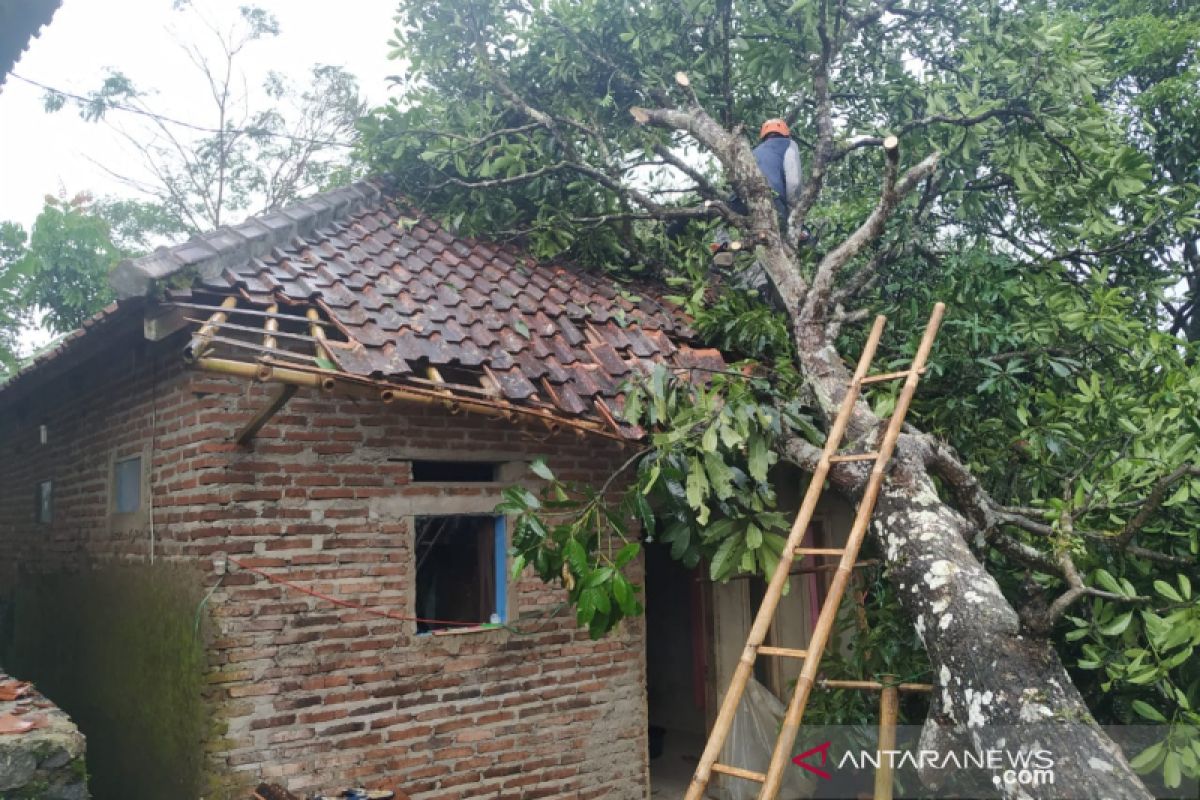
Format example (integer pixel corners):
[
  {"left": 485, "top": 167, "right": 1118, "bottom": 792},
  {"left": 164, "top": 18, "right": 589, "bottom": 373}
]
[
  {"left": 426, "top": 365, "right": 462, "bottom": 414},
  {"left": 263, "top": 304, "right": 279, "bottom": 351},
  {"left": 874, "top": 681, "right": 900, "bottom": 800},
  {"left": 684, "top": 314, "right": 889, "bottom": 800},
  {"left": 757, "top": 302, "right": 945, "bottom": 800},
  {"left": 196, "top": 357, "right": 322, "bottom": 388},
  {"left": 180, "top": 317, "right": 320, "bottom": 345},
  {"left": 235, "top": 383, "right": 298, "bottom": 445},
  {"left": 306, "top": 307, "right": 335, "bottom": 363},
  {"left": 817, "top": 679, "right": 932, "bottom": 693},
  {"left": 184, "top": 295, "right": 238, "bottom": 362},
  {"left": 167, "top": 301, "right": 335, "bottom": 326}
]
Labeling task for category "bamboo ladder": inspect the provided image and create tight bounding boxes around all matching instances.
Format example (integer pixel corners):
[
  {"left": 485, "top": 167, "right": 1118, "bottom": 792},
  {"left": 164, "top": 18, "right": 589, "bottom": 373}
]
[{"left": 684, "top": 302, "right": 946, "bottom": 800}]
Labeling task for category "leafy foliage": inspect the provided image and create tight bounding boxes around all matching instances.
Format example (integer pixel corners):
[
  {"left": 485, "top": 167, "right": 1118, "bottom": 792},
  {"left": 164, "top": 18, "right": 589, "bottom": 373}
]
[
  {"left": 871, "top": 247, "right": 1200, "bottom": 784},
  {"left": 501, "top": 364, "right": 794, "bottom": 638},
  {"left": 0, "top": 223, "right": 31, "bottom": 373},
  {"left": 11, "top": 194, "right": 121, "bottom": 334}
]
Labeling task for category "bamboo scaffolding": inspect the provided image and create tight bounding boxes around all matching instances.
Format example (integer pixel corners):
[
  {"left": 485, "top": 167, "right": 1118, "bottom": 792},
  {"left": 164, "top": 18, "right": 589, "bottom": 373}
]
[
  {"left": 167, "top": 301, "right": 335, "bottom": 326},
  {"left": 757, "top": 303, "right": 945, "bottom": 799},
  {"left": 817, "top": 678, "right": 933, "bottom": 693},
  {"left": 263, "top": 303, "right": 279, "bottom": 351},
  {"left": 181, "top": 317, "right": 323, "bottom": 345},
  {"left": 684, "top": 314, "right": 889, "bottom": 800},
  {"left": 195, "top": 335, "right": 322, "bottom": 363},
  {"left": 196, "top": 357, "right": 322, "bottom": 388},
  {"left": 236, "top": 383, "right": 298, "bottom": 445},
  {"left": 306, "top": 308, "right": 336, "bottom": 364},
  {"left": 425, "top": 365, "right": 462, "bottom": 414}
]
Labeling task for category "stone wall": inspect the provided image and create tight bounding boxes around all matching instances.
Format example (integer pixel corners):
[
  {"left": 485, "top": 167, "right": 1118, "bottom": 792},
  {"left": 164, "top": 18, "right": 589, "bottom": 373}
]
[
  {"left": 0, "top": 672, "right": 87, "bottom": 800},
  {"left": 0, "top": 326, "right": 649, "bottom": 799}
]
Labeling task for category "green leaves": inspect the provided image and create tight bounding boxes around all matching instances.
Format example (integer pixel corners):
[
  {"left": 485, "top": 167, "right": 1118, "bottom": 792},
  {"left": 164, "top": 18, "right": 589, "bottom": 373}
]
[
  {"left": 499, "top": 463, "right": 645, "bottom": 639},
  {"left": 496, "top": 359, "right": 793, "bottom": 636},
  {"left": 621, "top": 365, "right": 786, "bottom": 583},
  {"left": 9, "top": 195, "right": 121, "bottom": 335}
]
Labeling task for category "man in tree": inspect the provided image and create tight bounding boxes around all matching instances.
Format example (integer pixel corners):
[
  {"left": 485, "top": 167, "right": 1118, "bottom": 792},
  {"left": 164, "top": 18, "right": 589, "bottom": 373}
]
[
  {"left": 752, "top": 117, "right": 803, "bottom": 227},
  {"left": 714, "top": 117, "right": 804, "bottom": 267}
]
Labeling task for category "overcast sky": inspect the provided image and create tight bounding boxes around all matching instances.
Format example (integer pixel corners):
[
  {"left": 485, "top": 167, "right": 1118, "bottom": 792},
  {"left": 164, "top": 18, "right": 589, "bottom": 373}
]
[{"left": 0, "top": 0, "right": 400, "bottom": 230}]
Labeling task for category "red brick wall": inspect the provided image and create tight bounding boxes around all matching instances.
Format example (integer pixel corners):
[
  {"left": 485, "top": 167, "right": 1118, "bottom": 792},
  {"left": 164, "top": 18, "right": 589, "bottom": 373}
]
[{"left": 0, "top": 328, "right": 649, "bottom": 799}]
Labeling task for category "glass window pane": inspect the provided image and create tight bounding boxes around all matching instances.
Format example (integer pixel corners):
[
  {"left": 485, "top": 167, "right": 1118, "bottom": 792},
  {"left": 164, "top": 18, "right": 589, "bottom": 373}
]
[
  {"left": 37, "top": 481, "right": 52, "bottom": 523},
  {"left": 115, "top": 456, "right": 141, "bottom": 514}
]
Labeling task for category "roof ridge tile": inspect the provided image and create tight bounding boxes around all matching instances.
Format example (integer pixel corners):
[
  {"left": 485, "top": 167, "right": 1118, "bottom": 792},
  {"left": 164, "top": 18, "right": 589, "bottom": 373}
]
[{"left": 109, "top": 180, "right": 381, "bottom": 299}]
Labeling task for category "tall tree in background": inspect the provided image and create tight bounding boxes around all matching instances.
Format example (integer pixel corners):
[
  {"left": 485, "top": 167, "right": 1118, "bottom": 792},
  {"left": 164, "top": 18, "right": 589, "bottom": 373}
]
[
  {"left": 0, "top": 192, "right": 171, "bottom": 380},
  {"left": 43, "top": 1, "right": 364, "bottom": 234},
  {"left": 0, "top": 222, "right": 30, "bottom": 373},
  {"left": 363, "top": 0, "right": 1200, "bottom": 796}
]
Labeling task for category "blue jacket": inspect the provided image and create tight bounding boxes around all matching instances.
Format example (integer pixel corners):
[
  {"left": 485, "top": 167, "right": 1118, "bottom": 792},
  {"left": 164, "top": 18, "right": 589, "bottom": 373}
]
[{"left": 753, "top": 136, "right": 803, "bottom": 211}]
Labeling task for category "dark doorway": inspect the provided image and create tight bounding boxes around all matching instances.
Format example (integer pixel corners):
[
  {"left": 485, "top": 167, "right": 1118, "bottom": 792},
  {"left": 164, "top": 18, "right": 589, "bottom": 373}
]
[{"left": 645, "top": 541, "right": 708, "bottom": 796}]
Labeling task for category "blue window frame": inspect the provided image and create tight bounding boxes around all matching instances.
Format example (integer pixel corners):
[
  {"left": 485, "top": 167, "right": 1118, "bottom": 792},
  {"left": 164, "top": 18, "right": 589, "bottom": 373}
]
[{"left": 493, "top": 516, "right": 508, "bottom": 625}]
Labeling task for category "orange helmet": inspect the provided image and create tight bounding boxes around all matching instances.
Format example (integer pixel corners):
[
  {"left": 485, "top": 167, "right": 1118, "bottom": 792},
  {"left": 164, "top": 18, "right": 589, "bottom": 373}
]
[{"left": 759, "top": 118, "right": 790, "bottom": 139}]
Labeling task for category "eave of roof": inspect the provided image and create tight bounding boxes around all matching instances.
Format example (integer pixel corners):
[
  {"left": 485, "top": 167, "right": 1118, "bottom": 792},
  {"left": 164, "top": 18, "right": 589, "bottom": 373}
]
[
  {"left": 0, "top": 299, "right": 144, "bottom": 407},
  {"left": 0, "top": 0, "right": 61, "bottom": 88}
]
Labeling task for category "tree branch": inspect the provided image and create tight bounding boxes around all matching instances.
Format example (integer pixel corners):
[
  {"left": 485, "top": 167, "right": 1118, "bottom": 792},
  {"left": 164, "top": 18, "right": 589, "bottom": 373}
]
[
  {"left": 1117, "top": 463, "right": 1199, "bottom": 546},
  {"left": 804, "top": 139, "right": 939, "bottom": 320}
]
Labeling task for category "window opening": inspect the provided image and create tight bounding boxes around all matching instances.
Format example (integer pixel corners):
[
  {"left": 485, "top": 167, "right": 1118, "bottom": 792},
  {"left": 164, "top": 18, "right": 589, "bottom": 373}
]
[
  {"left": 114, "top": 456, "right": 142, "bottom": 514},
  {"left": 414, "top": 515, "right": 506, "bottom": 633},
  {"left": 410, "top": 460, "right": 498, "bottom": 483},
  {"left": 36, "top": 480, "right": 52, "bottom": 523}
]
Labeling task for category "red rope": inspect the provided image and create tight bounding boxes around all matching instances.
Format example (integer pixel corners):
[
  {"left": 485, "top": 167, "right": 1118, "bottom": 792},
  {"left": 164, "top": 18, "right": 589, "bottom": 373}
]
[{"left": 228, "top": 556, "right": 489, "bottom": 628}]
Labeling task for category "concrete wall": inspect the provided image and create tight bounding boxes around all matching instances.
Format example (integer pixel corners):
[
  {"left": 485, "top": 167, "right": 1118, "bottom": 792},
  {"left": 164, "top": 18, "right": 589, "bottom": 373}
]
[{"left": 0, "top": 326, "right": 649, "bottom": 800}]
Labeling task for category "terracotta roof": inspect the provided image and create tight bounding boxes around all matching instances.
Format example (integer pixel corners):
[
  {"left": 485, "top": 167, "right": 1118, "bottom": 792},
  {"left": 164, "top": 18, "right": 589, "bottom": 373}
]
[{"left": 109, "top": 181, "right": 726, "bottom": 437}]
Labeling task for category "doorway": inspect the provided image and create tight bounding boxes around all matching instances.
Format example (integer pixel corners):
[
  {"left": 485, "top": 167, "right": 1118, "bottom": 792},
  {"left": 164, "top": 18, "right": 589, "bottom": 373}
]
[{"left": 645, "top": 541, "right": 710, "bottom": 797}]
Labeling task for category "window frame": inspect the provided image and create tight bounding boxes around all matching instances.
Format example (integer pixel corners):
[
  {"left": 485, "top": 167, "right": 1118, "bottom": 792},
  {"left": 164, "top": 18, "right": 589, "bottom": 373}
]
[
  {"left": 413, "top": 513, "right": 508, "bottom": 635},
  {"left": 107, "top": 444, "right": 151, "bottom": 534},
  {"left": 35, "top": 479, "right": 53, "bottom": 524},
  {"left": 380, "top": 455, "right": 527, "bottom": 640}
]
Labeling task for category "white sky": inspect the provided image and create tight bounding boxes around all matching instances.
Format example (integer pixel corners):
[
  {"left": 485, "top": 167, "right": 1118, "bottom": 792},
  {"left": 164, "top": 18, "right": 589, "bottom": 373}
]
[{"left": 0, "top": 0, "right": 401, "bottom": 230}]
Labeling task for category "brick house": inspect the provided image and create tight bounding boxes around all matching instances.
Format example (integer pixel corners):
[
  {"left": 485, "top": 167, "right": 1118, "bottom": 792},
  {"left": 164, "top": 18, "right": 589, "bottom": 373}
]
[{"left": 0, "top": 182, "right": 847, "bottom": 800}]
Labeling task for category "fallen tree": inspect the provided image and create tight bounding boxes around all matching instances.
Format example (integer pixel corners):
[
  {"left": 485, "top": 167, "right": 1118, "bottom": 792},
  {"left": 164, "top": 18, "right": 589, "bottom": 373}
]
[{"left": 364, "top": 0, "right": 1200, "bottom": 795}]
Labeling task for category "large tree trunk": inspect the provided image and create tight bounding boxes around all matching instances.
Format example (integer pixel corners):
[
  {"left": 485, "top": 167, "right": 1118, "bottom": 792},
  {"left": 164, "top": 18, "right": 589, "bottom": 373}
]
[
  {"left": 793, "top": 327, "right": 1153, "bottom": 799},
  {"left": 877, "top": 456, "right": 1148, "bottom": 798}
]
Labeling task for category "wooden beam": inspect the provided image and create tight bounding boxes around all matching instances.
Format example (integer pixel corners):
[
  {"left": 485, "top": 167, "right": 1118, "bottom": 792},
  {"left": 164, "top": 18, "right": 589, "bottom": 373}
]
[{"left": 236, "top": 383, "right": 298, "bottom": 446}]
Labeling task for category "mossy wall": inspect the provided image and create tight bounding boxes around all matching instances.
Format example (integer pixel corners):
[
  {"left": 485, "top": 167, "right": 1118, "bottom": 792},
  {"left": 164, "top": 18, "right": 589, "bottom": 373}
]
[{"left": 0, "top": 563, "right": 214, "bottom": 800}]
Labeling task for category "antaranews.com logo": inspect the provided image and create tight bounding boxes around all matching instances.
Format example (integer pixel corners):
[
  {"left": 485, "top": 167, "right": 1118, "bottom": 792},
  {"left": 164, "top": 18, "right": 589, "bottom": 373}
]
[
  {"left": 793, "top": 741, "right": 1055, "bottom": 789},
  {"left": 783, "top": 724, "right": 1195, "bottom": 799}
]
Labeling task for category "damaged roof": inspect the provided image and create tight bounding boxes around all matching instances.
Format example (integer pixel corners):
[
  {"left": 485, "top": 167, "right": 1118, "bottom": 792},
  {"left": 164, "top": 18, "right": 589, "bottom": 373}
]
[{"left": 108, "top": 181, "right": 726, "bottom": 437}]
